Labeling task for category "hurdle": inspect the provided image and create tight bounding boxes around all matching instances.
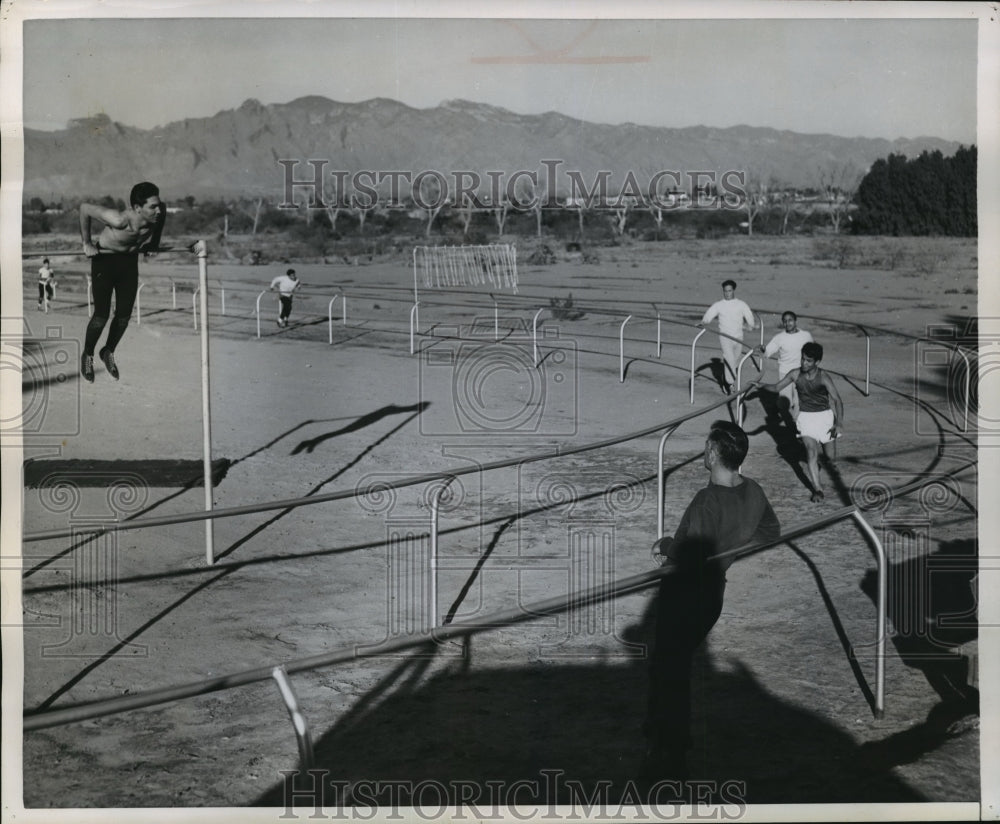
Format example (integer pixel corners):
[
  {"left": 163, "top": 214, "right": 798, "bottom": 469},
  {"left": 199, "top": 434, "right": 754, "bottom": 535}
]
[{"left": 411, "top": 244, "right": 517, "bottom": 347}]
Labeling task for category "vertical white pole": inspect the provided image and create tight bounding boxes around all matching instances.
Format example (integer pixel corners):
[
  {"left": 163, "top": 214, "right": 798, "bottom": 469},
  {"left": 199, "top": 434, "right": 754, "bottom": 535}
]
[
  {"left": 619, "top": 315, "right": 632, "bottom": 383},
  {"left": 533, "top": 308, "right": 544, "bottom": 368},
  {"left": 194, "top": 240, "right": 215, "bottom": 565}
]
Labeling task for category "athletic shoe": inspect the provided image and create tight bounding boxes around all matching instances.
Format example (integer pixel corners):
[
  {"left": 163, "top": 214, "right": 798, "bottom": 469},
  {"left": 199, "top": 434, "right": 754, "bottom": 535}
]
[
  {"left": 99, "top": 347, "right": 119, "bottom": 380},
  {"left": 81, "top": 354, "right": 95, "bottom": 383}
]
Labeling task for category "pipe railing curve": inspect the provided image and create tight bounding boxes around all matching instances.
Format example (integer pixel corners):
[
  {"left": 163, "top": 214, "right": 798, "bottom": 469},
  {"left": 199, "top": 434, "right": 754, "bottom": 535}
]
[
  {"left": 328, "top": 296, "right": 342, "bottom": 345},
  {"left": 857, "top": 324, "right": 872, "bottom": 397},
  {"left": 271, "top": 666, "right": 315, "bottom": 770},
  {"left": 656, "top": 424, "right": 683, "bottom": 539},
  {"left": 23, "top": 493, "right": 909, "bottom": 734},
  {"left": 689, "top": 327, "right": 708, "bottom": 403},
  {"left": 619, "top": 315, "right": 633, "bottom": 382},
  {"left": 735, "top": 348, "right": 763, "bottom": 424},
  {"left": 410, "top": 302, "right": 420, "bottom": 354},
  {"left": 429, "top": 476, "right": 457, "bottom": 629},
  {"left": 532, "top": 307, "right": 545, "bottom": 367}
]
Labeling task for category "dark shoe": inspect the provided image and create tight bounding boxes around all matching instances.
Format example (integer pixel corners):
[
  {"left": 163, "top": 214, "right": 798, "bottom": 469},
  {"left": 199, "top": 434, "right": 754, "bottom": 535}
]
[
  {"left": 81, "top": 354, "right": 95, "bottom": 383},
  {"left": 99, "top": 347, "right": 119, "bottom": 380}
]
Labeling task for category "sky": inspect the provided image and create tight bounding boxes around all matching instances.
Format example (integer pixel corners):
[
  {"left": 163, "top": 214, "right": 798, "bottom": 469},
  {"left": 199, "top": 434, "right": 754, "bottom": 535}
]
[{"left": 15, "top": 6, "right": 983, "bottom": 144}]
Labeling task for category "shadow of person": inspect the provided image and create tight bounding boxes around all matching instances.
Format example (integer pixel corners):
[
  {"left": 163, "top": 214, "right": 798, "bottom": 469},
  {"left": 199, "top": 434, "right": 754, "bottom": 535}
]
[
  {"left": 690, "top": 357, "right": 733, "bottom": 396},
  {"left": 860, "top": 538, "right": 978, "bottom": 707},
  {"left": 857, "top": 538, "right": 979, "bottom": 770},
  {"left": 253, "top": 596, "right": 927, "bottom": 808},
  {"left": 747, "top": 390, "right": 814, "bottom": 495},
  {"left": 291, "top": 402, "right": 431, "bottom": 455}
]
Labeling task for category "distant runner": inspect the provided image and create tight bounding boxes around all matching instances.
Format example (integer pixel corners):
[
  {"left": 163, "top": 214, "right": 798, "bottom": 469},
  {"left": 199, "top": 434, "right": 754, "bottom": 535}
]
[
  {"left": 37, "top": 258, "right": 56, "bottom": 312},
  {"left": 270, "top": 268, "right": 301, "bottom": 328},
  {"left": 699, "top": 279, "right": 756, "bottom": 393},
  {"left": 78, "top": 182, "right": 165, "bottom": 382}
]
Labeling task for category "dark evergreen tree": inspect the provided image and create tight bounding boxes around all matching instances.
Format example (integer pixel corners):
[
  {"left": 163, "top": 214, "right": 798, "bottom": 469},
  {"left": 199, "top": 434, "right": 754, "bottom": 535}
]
[{"left": 853, "top": 146, "right": 976, "bottom": 236}]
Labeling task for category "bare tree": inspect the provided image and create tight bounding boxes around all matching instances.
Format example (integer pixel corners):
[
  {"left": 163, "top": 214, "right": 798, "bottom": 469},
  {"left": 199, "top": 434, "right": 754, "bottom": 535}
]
[
  {"left": 739, "top": 169, "right": 766, "bottom": 236},
  {"left": 458, "top": 194, "right": 476, "bottom": 238},
  {"left": 818, "top": 162, "right": 862, "bottom": 234},
  {"left": 644, "top": 170, "right": 669, "bottom": 240},
  {"left": 563, "top": 195, "right": 593, "bottom": 242},
  {"left": 233, "top": 196, "right": 265, "bottom": 236},
  {"left": 611, "top": 195, "right": 638, "bottom": 237},
  {"left": 511, "top": 174, "right": 548, "bottom": 238},
  {"left": 410, "top": 174, "right": 448, "bottom": 238},
  {"left": 493, "top": 198, "right": 511, "bottom": 237},
  {"left": 765, "top": 178, "right": 797, "bottom": 236}
]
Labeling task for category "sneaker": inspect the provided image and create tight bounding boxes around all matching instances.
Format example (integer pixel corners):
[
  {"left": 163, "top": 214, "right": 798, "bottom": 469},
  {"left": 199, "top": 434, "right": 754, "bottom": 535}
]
[
  {"left": 99, "top": 347, "right": 119, "bottom": 380},
  {"left": 81, "top": 354, "right": 95, "bottom": 383}
]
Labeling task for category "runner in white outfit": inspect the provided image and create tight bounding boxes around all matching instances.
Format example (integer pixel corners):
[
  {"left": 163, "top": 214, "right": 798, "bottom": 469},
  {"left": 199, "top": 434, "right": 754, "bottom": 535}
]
[
  {"left": 760, "top": 311, "right": 813, "bottom": 417},
  {"left": 700, "top": 280, "right": 756, "bottom": 392}
]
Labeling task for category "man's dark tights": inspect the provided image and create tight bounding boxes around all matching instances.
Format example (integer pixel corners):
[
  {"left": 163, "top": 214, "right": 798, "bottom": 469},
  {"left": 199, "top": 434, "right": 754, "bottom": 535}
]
[{"left": 84, "top": 262, "right": 138, "bottom": 357}]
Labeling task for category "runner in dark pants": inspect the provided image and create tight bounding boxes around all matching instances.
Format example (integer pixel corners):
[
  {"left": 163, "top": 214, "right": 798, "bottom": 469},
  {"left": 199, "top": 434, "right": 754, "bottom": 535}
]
[{"left": 78, "top": 182, "right": 165, "bottom": 382}]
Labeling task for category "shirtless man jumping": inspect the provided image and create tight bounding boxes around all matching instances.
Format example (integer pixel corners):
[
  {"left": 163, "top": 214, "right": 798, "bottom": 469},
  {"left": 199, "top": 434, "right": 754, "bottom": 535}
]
[{"left": 79, "top": 181, "right": 165, "bottom": 382}]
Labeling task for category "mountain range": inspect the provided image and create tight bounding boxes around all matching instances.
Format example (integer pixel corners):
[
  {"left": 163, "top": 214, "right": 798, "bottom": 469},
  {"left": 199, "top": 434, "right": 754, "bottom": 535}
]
[{"left": 22, "top": 96, "right": 966, "bottom": 202}]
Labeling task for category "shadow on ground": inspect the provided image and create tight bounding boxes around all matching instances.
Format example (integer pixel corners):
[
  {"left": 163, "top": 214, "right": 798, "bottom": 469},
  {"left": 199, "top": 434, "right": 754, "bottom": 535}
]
[
  {"left": 857, "top": 537, "right": 979, "bottom": 770},
  {"left": 253, "top": 597, "right": 935, "bottom": 807}
]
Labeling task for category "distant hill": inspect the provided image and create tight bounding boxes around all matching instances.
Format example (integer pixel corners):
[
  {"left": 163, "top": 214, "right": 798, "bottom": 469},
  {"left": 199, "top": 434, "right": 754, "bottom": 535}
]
[{"left": 23, "top": 96, "right": 965, "bottom": 202}]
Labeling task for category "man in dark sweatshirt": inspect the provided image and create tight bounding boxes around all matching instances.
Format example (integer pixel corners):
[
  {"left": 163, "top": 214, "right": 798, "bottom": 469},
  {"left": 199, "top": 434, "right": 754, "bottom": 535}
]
[{"left": 644, "top": 420, "right": 781, "bottom": 781}]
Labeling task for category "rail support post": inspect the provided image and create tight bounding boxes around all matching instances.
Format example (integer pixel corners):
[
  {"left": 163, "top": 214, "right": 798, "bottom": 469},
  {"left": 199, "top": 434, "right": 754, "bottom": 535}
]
[
  {"left": 690, "top": 328, "right": 707, "bottom": 404},
  {"left": 619, "top": 315, "right": 633, "bottom": 383},
  {"left": 533, "top": 308, "right": 545, "bottom": 368},
  {"left": 429, "top": 476, "right": 457, "bottom": 630},
  {"left": 851, "top": 510, "right": 887, "bottom": 718},
  {"left": 271, "top": 667, "right": 315, "bottom": 770},
  {"left": 656, "top": 425, "right": 681, "bottom": 539},
  {"left": 735, "top": 349, "right": 759, "bottom": 425},
  {"left": 193, "top": 240, "right": 215, "bottom": 566},
  {"left": 410, "top": 302, "right": 420, "bottom": 354},
  {"left": 328, "top": 295, "right": 342, "bottom": 345}
]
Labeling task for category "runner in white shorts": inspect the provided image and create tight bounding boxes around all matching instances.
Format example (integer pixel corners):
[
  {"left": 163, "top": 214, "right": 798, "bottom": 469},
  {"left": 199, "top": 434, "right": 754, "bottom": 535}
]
[{"left": 753, "top": 341, "right": 843, "bottom": 502}]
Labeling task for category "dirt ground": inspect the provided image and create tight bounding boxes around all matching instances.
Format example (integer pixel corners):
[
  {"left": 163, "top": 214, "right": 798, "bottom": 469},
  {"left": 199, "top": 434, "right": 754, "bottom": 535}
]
[{"left": 11, "top": 235, "right": 981, "bottom": 818}]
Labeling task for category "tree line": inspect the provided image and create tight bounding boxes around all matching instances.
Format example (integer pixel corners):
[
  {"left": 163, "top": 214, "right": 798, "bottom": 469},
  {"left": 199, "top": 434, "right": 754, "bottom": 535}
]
[
  {"left": 22, "top": 145, "right": 977, "bottom": 242},
  {"left": 851, "top": 146, "right": 976, "bottom": 237}
]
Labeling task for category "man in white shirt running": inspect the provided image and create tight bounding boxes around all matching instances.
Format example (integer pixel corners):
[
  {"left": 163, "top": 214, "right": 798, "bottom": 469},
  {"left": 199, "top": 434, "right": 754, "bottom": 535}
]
[
  {"left": 269, "top": 268, "right": 301, "bottom": 328},
  {"left": 699, "top": 279, "right": 756, "bottom": 393},
  {"left": 759, "top": 310, "right": 813, "bottom": 418},
  {"left": 37, "top": 258, "right": 56, "bottom": 312}
]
